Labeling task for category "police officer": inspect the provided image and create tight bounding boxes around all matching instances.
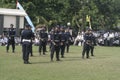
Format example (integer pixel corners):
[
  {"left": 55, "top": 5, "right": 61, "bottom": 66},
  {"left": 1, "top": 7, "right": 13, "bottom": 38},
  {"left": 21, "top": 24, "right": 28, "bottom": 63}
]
[
  {"left": 50, "top": 27, "right": 61, "bottom": 61},
  {"left": 39, "top": 26, "right": 48, "bottom": 55},
  {"left": 60, "top": 27, "right": 66, "bottom": 58},
  {"left": 65, "top": 28, "right": 72, "bottom": 53},
  {"left": 29, "top": 27, "right": 35, "bottom": 56},
  {"left": 21, "top": 24, "right": 34, "bottom": 64},
  {"left": 6, "top": 24, "right": 16, "bottom": 53},
  {"left": 89, "top": 30, "right": 96, "bottom": 56},
  {"left": 44, "top": 27, "right": 48, "bottom": 52},
  {"left": 49, "top": 28, "right": 55, "bottom": 51},
  {"left": 82, "top": 29, "right": 92, "bottom": 59}
]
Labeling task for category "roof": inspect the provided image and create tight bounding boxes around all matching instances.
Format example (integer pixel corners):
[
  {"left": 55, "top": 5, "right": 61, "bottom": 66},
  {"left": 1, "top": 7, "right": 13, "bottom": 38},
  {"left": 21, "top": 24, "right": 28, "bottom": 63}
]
[{"left": 0, "top": 8, "right": 27, "bottom": 16}]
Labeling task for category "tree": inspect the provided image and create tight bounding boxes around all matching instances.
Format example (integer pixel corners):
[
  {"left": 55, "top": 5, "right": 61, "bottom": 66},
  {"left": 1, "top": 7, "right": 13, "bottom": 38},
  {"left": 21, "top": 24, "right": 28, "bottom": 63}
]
[{"left": 0, "top": 0, "right": 120, "bottom": 31}]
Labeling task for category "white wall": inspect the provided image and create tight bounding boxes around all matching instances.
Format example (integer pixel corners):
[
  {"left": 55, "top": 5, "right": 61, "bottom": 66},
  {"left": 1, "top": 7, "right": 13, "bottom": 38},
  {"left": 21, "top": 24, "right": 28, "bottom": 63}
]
[
  {"left": 4, "top": 15, "right": 24, "bottom": 28},
  {"left": 4, "top": 15, "right": 16, "bottom": 28},
  {"left": 19, "top": 17, "right": 24, "bottom": 28}
]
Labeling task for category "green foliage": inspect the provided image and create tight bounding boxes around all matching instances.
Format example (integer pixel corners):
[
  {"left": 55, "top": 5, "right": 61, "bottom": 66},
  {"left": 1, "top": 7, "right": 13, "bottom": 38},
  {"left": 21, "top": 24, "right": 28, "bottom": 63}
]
[
  {"left": 0, "top": 0, "right": 16, "bottom": 8},
  {"left": 0, "top": 0, "right": 120, "bottom": 30}
]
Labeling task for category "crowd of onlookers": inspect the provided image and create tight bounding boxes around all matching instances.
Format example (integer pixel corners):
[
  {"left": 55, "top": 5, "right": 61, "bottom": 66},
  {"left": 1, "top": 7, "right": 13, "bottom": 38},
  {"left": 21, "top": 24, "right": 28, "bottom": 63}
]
[
  {"left": 0, "top": 31, "right": 120, "bottom": 47},
  {"left": 0, "top": 35, "right": 21, "bottom": 46},
  {"left": 74, "top": 31, "right": 120, "bottom": 46},
  {"left": 96, "top": 31, "right": 120, "bottom": 46},
  {"left": 0, "top": 35, "right": 8, "bottom": 46}
]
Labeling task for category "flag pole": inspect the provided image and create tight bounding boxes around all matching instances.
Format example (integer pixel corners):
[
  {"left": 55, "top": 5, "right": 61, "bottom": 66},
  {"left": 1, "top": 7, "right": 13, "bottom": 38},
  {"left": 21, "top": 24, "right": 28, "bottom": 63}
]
[
  {"left": 89, "top": 16, "right": 92, "bottom": 29},
  {"left": 16, "top": 1, "right": 35, "bottom": 32}
]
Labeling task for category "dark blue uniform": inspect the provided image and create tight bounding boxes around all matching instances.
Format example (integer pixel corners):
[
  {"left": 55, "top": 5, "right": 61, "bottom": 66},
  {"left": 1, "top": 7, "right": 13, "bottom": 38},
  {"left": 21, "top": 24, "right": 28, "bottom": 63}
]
[
  {"left": 39, "top": 29, "right": 48, "bottom": 55},
  {"left": 89, "top": 33, "right": 96, "bottom": 56},
  {"left": 29, "top": 30, "right": 35, "bottom": 56},
  {"left": 21, "top": 26, "right": 34, "bottom": 64},
  {"left": 60, "top": 30, "right": 66, "bottom": 58},
  {"left": 50, "top": 30, "right": 61, "bottom": 61},
  {"left": 82, "top": 32, "right": 92, "bottom": 58},
  {"left": 49, "top": 29, "right": 55, "bottom": 51},
  {"left": 65, "top": 31, "right": 72, "bottom": 53},
  {"left": 6, "top": 28, "right": 16, "bottom": 53}
]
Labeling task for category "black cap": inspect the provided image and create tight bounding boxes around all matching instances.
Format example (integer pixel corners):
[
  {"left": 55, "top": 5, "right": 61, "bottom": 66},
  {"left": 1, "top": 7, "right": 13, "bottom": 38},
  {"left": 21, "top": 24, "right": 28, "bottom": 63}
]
[
  {"left": 10, "top": 24, "right": 14, "bottom": 26},
  {"left": 25, "top": 24, "right": 31, "bottom": 28}
]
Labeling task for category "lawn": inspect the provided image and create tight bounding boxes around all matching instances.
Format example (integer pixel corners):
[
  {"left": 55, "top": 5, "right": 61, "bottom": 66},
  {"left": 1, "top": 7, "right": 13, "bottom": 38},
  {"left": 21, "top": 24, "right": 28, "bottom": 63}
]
[{"left": 0, "top": 45, "right": 120, "bottom": 80}]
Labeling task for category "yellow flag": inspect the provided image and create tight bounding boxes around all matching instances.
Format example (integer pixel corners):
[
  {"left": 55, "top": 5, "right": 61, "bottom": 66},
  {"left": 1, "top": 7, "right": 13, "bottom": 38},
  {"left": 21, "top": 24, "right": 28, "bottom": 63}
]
[{"left": 86, "top": 15, "right": 90, "bottom": 22}]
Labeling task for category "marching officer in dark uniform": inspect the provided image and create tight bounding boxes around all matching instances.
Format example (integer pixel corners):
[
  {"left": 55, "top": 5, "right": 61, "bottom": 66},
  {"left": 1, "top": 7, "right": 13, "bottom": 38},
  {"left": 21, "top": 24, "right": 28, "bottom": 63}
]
[
  {"left": 49, "top": 28, "right": 55, "bottom": 51},
  {"left": 65, "top": 28, "right": 73, "bottom": 53},
  {"left": 50, "top": 27, "right": 61, "bottom": 61},
  {"left": 39, "top": 26, "right": 48, "bottom": 55},
  {"left": 44, "top": 27, "right": 48, "bottom": 52},
  {"left": 60, "top": 27, "right": 66, "bottom": 58},
  {"left": 82, "top": 29, "right": 92, "bottom": 59},
  {"left": 89, "top": 30, "right": 96, "bottom": 56},
  {"left": 6, "top": 24, "right": 16, "bottom": 53},
  {"left": 29, "top": 27, "right": 35, "bottom": 56},
  {"left": 21, "top": 24, "right": 34, "bottom": 64}
]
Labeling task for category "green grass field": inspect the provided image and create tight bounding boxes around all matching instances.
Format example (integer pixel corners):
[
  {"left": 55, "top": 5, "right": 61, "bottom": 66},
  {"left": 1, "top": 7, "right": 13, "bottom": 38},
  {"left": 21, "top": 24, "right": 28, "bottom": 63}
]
[{"left": 0, "top": 46, "right": 120, "bottom": 80}]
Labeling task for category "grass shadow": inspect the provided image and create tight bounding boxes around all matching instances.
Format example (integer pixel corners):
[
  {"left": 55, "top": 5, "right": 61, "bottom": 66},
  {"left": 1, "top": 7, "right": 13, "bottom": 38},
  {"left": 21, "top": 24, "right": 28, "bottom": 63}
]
[
  {"left": 62, "top": 56, "right": 82, "bottom": 62},
  {"left": 31, "top": 61, "right": 51, "bottom": 64}
]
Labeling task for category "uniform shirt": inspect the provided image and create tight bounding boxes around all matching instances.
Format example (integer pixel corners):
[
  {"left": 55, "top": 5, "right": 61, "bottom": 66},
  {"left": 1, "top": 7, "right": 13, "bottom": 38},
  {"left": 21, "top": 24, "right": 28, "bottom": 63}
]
[
  {"left": 21, "top": 29, "right": 34, "bottom": 40},
  {"left": 89, "top": 33, "right": 96, "bottom": 45},
  {"left": 8, "top": 28, "right": 16, "bottom": 37},
  {"left": 39, "top": 30, "right": 48, "bottom": 40},
  {"left": 51, "top": 31, "right": 61, "bottom": 45},
  {"left": 8, "top": 28, "right": 16, "bottom": 42},
  {"left": 84, "top": 33, "right": 92, "bottom": 43},
  {"left": 59, "top": 31, "right": 66, "bottom": 42},
  {"left": 65, "top": 32, "right": 72, "bottom": 41}
]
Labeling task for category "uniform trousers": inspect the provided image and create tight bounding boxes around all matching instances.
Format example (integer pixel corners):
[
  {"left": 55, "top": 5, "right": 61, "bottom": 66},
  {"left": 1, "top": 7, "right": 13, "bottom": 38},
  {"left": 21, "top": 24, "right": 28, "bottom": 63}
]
[
  {"left": 90, "top": 46, "right": 94, "bottom": 56},
  {"left": 82, "top": 43, "right": 90, "bottom": 58},
  {"left": 39, "top": 40, "right": 46, "bottom": 55},
  {"left": 6, "top": 39, "right": 15, "bottom": 52},
  {"left": 50, "top": 44, "right": 60, "bottom": 61},
  {"left": 66, "top": 41, "right": 70, "bottom": 53},
  {"left": 22, "top": 41, "right": 31, "bottom": 62},
  {"left": 60, "top": 43, "right": 65, "bottom": 57}
]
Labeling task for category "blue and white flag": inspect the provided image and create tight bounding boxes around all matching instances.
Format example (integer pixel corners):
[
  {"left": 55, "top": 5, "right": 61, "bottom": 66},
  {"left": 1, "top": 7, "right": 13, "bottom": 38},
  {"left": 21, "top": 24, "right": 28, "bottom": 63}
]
[{"left": 17, "top": 1, "right": 35, "bottom": 32}]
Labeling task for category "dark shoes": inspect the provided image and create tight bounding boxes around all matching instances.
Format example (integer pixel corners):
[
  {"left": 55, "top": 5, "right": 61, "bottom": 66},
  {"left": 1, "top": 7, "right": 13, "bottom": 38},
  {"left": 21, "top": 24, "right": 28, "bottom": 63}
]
[
  {"left": 30, "top": 55, "right": 33, "bottom": 57},
  {"left": 86, "top": 56, "right": 89, "bottom": 59},
  {"left": 82, "top": 56, "right": 90, "bottom": 59},
  {"left": 51, "top": 59, "right": 61, "bottom": 62},
  {"left": 43, "top": 53, "right": 46, "bottom": 55},
  {"left": 24, "top": 61, "right": 31, "bottom": 64},
  {"left": 39, "top": 52, "right": 46, "bottom": 55},
  {"left": 61, "top": 55, "right": 64, "bottom": 58},
  {"left": 6, "top": 50, "right": 15, "bottom": 53},
  {"left": 56, "top": 59, "right": 60, "bottom": 61},
  {"left": 12, "top": 50, "right": 15, "bottom": 53}
]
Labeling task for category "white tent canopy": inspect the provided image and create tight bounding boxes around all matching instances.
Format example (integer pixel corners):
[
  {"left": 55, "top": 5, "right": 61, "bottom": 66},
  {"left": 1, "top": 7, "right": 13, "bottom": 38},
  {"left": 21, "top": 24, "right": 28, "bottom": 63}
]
[{"left": 0, "top": 8, "right": 27, "bottom": 16}]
